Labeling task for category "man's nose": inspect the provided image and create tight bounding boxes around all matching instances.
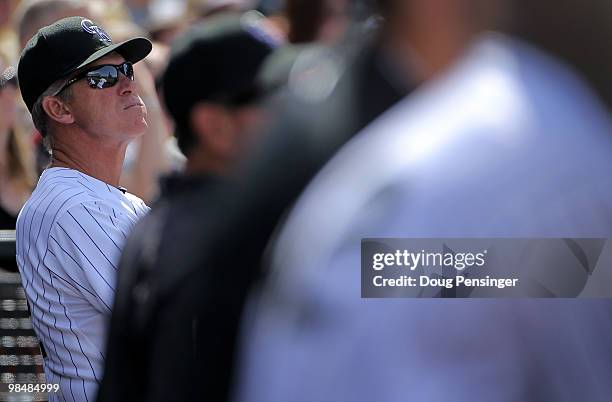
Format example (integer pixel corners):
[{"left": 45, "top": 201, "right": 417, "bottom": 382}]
[{"left": 118, "top": 74, "right": 135, "bottom": 95}]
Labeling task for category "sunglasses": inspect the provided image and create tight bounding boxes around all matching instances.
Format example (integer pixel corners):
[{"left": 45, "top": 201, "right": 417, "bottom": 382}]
[{"left": 60, "top": 61, "right": 134, "bottom": 92}]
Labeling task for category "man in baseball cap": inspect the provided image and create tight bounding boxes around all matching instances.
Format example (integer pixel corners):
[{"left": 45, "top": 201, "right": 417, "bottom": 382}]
[
  {"left": 19, "top": 16, "right": 151, "bottom": 113},
  {"left": 15, "top": 16, "right": 151, "bottom": 402},
  {"left": 161, "top": 11, "right": 279, "bottom": 165}
]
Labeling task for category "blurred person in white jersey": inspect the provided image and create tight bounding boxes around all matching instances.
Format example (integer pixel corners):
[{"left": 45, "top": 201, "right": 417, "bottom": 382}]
[
  {"left": 15, "top": 16, "right": 151, "bottom": 402},
  {"left": 235, "top": 1, "right": 612, "bottom": 401}
]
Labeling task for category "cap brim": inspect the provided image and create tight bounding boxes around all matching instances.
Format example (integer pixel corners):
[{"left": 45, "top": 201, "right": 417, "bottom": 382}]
[{"left": 76, "top": 37, "right": 153, "bottom": 70}]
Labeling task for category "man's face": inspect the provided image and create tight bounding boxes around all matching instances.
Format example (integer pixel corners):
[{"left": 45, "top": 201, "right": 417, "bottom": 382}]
[
  {"left": 232, "top": 104, "right": 266, "bottom": 153},
  {"left": 65, "top": 53, "right": 147, "bottom": 143}
]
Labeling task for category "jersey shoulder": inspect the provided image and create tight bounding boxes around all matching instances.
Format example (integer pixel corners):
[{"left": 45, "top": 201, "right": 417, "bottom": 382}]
[
  {"left": 16, "top": 169, "right": 130, "bottom": 236},
  {"left": 122, "top": 191, "right": 150, "bottom": 216},
  {"left": 19, "top": 179, "right": 101, "bottom": 223}
]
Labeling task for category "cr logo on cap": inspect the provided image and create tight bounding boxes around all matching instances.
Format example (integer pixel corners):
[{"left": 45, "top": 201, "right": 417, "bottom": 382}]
[{"left": 81, "top": 19, "right": 112, "bottom": 43}]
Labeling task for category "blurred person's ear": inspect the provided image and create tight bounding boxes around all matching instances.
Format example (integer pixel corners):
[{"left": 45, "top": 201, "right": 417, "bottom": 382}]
[
  {"left": 191, "top": 102, "right": 237, "bottom": 158},
  {"left": 42, "top": 96, "right": 74, "bottom": 125}
]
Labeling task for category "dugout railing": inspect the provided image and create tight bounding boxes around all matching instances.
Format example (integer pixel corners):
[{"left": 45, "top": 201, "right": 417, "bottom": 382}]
[{"left": 0, "top": 230, "right": 47, "bottom": 401}]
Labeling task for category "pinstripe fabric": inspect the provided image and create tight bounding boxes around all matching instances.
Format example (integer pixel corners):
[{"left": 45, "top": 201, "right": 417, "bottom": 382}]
[{"left": 16, "top": 168, "right": 149, "bottom": 402}]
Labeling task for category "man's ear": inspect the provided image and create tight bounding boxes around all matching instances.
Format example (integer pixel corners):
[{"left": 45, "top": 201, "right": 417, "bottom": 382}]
[
  {"left": 190, "top": 103, "right": 236, "bottom": 157},
  {"left": 42, "top": 96, "right": 75, "bottom": 125}
]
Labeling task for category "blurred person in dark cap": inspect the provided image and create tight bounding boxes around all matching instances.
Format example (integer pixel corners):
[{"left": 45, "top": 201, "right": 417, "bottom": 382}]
[
  {"left": 161, "top": 12, "right": 278, "bottom": 175},
  {"left": 97, "top": 11, "right": 280, "bottom": 402},
  {"left": 233, "top": 0, "right": 612, "bottom": 401}
]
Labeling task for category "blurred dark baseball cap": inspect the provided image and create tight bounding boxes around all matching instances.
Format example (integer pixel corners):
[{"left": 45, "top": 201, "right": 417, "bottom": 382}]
[
  {"left": 18, "top": 16, "right": 152, "bottom": 112},
  {"left": 162, "top": 11, "right": 281, "bottom": 145}
]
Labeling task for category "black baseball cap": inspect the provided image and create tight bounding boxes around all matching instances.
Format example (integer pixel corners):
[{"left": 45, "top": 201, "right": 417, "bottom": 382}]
[
  {"left": 18, "top": 16, "right": 152, "bottom": 112},
  {"left": 162, "top": 11, "right": 280, "bottom": 150}
]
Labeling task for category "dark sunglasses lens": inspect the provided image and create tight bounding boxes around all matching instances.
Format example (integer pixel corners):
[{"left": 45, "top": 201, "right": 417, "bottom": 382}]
[
  {"left": 122, "top": 63, "right": 134, "bottom": 80},
  {"left": 86, "top": 65, "right": 119, "bottom": 89}
]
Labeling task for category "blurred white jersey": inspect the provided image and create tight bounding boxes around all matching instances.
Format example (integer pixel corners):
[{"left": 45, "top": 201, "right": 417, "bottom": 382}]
[
  {"left": 236, "top": 34, "right": 612, "bottom": 402},
  {"left": 16, "top": 167, "right": 149, "bottom": 402}
]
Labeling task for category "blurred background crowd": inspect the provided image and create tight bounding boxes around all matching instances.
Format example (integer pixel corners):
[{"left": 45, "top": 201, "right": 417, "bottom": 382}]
[{"left": 3, "top": 0, "right": 612, "bottom": 401}]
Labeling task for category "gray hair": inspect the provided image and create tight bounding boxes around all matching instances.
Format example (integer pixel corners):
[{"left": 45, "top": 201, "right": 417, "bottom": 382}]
[{"left": 31, "top": 78, "right": 73, "bottom": 149}]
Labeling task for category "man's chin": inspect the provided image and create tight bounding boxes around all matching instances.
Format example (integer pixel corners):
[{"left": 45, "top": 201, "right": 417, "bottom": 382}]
[{"left": 130, "top": 120, "right": 149, "bottom": 138}]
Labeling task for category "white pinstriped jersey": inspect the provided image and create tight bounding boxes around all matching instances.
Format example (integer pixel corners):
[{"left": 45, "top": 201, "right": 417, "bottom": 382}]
[{"left": 15, "top": 167, "right": 149, "bottom": 402}]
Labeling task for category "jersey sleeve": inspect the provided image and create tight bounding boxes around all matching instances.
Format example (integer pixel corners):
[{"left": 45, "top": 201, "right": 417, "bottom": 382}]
[{"left": 46, "top": 202, "right": 127, "bottom": 314}]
